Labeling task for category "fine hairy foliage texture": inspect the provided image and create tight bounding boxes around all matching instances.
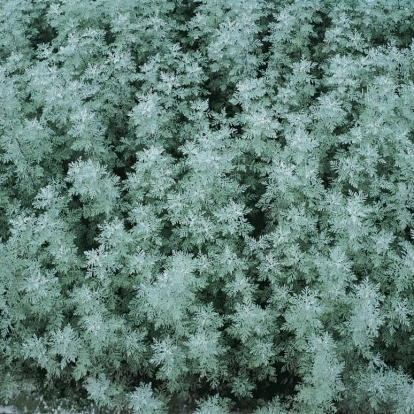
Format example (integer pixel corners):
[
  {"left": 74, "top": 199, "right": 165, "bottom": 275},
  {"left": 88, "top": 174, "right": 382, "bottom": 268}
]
[{"left": 0, "top": 0, "right": 414, "bottom": 413}]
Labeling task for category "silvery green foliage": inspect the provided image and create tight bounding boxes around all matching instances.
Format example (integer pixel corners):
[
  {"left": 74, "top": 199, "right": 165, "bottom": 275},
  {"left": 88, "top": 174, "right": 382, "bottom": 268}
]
[
  {"left": 194, "top": 394, "right": 232, "bottom": 414},
  {"left": 253, "top": 396, "right": 289, "bottom": 414},
  {"left": 0, "top": 0, "right": 414, "bottom": 413},
  {"left": 128, "top": 382, "right": 167, "bottom": 414}
]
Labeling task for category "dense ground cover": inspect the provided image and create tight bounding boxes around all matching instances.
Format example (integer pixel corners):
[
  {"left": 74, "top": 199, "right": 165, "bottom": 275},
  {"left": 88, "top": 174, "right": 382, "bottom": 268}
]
[{"left": 1, "top": 0, "right": 414, "bottom": 412}]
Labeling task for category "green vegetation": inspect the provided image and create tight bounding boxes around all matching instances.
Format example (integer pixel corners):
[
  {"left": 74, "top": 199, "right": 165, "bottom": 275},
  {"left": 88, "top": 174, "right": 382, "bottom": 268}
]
[{"left": 0, "top": 0, "right": 414, "bottom": 412}]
